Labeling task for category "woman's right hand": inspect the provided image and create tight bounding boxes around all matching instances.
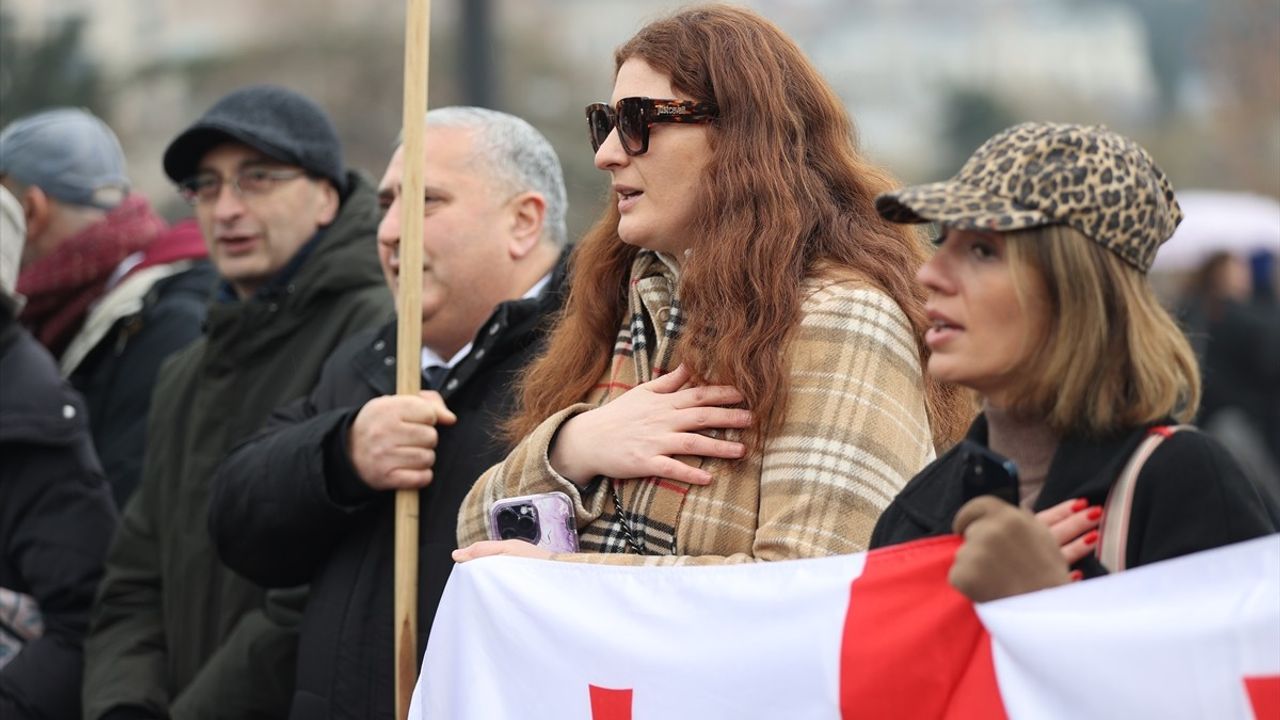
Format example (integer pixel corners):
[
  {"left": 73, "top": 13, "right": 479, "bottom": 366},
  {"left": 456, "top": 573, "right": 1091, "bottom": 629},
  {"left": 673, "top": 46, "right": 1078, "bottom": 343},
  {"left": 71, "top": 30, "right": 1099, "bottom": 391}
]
[
  {"left": 948, "top": 496, "right": 1104, "bottom": 602},
  {"left": 549, "top": 364, "right": 752, "bottom": 486},
  {"left": 1034, "top": 498, "right": 1104, "bottom": 570}
]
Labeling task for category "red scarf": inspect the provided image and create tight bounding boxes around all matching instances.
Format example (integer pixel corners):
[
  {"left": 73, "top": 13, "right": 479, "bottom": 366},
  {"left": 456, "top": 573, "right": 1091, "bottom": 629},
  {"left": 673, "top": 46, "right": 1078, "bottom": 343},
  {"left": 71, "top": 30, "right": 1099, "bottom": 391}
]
[{"left": 17, "top": 194, "right": 167, "bottom": 358}]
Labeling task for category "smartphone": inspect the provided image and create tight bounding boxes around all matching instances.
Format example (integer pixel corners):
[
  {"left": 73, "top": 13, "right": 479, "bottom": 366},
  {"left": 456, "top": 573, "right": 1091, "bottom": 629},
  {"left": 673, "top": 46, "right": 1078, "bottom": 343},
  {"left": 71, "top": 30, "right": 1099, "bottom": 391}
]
[
  {"left": 487, "top": 492, "right": 580, "bottom": 553},
  {"left": 958, "top": 440, "right": 1020, "bottom": 505}
]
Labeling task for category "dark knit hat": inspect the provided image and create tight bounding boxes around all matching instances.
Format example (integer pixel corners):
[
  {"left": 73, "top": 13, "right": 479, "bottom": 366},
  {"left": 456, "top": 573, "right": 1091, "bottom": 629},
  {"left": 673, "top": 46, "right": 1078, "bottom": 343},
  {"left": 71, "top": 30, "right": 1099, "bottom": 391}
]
[
  {"left": 163, "top": 85, "right": 346, "bottom": 193},
  {"left": 875, "top": 122, "right": 1183, "bottom": 273}
]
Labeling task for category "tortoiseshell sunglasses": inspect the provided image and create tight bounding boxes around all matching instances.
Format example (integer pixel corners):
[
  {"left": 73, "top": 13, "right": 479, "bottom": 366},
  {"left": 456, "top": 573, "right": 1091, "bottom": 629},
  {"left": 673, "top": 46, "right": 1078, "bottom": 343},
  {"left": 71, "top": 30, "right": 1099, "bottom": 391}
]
[{"left": 585, "top": 97, "right": 719, "bottom": 156}]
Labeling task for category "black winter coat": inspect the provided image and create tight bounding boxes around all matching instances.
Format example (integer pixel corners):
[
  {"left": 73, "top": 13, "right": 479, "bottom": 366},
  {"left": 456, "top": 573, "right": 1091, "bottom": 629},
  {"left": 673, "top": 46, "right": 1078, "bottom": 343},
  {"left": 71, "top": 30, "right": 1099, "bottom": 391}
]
[
  {"left": 70, "top": 260, "right": 216, "bottom": 507},
  {"left": 870, "top": 415, "right": 1276, "bottom": 575},
  {"left": 210, "top": 257, "right": 566, "bottom": 720},
  {"left": 0, "top": 304, "right": 117, "bottom": 720}
]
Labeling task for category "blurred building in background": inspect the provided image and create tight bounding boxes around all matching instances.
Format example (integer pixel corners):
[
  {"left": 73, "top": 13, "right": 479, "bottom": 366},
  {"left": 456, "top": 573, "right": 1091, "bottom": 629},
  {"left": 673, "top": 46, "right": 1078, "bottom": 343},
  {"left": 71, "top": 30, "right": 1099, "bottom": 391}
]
[
  {"left": 3, "top": 0, "right": 1277, "bottom": 245},
  {"left": 5, "top": 0, "right": 1277, "bottom": 482}
]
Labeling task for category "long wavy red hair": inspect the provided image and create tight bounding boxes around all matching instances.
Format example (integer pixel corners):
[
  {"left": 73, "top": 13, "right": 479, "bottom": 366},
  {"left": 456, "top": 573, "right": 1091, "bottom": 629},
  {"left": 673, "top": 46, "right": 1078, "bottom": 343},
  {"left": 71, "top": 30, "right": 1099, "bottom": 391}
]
[{"left": 508, "top": 4, "right": 971, "bottom": 450}]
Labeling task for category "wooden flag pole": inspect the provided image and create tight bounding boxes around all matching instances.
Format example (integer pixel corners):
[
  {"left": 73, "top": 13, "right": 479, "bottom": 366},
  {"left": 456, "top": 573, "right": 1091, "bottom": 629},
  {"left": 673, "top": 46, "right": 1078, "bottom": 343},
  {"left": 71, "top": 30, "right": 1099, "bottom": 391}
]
[{"left": 396, "top": 0, "right": 430, "bottom": 717}]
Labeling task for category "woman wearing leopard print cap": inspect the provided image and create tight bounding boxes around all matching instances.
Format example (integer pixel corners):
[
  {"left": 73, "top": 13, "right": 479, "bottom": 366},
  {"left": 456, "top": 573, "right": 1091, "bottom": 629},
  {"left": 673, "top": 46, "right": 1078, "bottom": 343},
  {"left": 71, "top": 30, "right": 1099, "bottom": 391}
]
[
  {"left": 869, "top": 121, "right": 1275, "bottom": 601},
  {"left": 453, "top": 5, "right": 972, "bottom": 566}
]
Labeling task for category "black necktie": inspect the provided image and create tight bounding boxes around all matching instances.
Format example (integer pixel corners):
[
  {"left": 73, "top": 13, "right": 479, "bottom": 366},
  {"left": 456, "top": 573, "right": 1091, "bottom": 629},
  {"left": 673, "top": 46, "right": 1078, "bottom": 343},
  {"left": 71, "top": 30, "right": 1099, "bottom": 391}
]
[{"left": 423, "top": 364, "right": 448, "bottom": 390}]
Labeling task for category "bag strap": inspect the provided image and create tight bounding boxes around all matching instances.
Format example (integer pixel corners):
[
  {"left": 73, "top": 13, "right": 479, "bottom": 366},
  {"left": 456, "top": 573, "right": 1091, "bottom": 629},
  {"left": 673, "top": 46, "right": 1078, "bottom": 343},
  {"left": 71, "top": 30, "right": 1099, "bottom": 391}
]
[{"left": 1096, "top": 424, "right": 1193, "bottom": 571}]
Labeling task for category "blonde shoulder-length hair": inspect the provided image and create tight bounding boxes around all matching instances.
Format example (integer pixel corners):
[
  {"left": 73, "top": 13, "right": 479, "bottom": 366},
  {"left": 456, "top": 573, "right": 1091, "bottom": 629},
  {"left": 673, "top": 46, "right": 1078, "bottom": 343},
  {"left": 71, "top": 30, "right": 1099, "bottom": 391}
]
[{"left": 1001, "top": 224, "right": 1200, "bottom": 437}]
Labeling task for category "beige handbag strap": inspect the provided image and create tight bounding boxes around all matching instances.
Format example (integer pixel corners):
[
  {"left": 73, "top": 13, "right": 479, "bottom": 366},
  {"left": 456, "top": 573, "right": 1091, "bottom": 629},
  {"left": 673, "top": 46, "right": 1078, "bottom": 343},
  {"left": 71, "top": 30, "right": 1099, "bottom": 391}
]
[{"left": 1096, "top": 425, "right": 1193, "bottom": 571}]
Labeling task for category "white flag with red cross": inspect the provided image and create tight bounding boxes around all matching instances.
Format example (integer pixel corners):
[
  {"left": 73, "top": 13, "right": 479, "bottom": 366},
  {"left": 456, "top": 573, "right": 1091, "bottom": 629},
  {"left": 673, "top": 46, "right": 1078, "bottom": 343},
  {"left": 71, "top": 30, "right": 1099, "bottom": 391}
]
[{"left": 412, "top": 535, "right": 1280, "bottom": 719}]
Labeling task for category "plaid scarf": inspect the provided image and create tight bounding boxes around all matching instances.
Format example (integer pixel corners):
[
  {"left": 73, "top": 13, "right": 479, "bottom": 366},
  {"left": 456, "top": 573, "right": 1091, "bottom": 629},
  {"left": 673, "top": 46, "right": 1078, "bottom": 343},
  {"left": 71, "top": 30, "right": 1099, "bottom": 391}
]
[
  {"left": 578, "top": 250, "right": 706, "bottom": 555},
  {"left": 458, "top": 268, "right": 940, "bottom": 564},
  {"left": 16, "top": 195, "right": 165, "bottom": 357}
]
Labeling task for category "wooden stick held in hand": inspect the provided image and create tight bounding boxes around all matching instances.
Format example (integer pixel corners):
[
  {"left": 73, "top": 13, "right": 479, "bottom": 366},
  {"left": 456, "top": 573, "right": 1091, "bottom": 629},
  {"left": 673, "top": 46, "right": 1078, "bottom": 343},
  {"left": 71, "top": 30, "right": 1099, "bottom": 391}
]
[{"left": 396, "top": 0, "right": 430, "bottom": 717}]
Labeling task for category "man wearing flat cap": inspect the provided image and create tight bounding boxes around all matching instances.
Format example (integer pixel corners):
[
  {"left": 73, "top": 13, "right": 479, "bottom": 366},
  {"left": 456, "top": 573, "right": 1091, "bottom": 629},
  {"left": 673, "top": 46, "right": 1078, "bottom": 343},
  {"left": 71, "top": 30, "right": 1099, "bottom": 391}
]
[{"left": 84, "top": 85, "right": 392, "bottom": 720}]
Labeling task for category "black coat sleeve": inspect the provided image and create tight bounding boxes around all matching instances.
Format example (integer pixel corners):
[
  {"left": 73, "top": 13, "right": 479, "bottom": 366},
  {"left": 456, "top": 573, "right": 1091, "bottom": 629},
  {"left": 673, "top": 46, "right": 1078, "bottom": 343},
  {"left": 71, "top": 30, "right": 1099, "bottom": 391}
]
[
  {"left": 210, "top": 400, "right": 365, "bottom": 588},
  {"left": 1126, "top": 431, "right": 1277, "bottom": 569},
  {"left": 0, "top": 443, "right": 116, "bottom": 720},
  {"left": 209, "top": 343, "right": 380, "bottom": 588}
]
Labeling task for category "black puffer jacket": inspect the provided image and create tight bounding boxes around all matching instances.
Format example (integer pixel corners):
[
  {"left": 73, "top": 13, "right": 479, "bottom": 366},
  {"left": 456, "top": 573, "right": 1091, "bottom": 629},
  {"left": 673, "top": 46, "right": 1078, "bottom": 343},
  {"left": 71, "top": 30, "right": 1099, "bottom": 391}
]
[
  {"left": 0, "top": 302, "right": 117, "bottom": 720},
  {"left": 870, "top": 414, "right": 1276, "bottom": 575},
  {"left": 210, "top": 256, "right": 566, "bottom": 720}
]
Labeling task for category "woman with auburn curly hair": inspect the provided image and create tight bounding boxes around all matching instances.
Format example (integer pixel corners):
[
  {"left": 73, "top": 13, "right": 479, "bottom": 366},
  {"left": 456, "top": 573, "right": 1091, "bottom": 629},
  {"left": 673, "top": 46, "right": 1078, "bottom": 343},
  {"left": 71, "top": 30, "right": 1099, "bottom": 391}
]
[
  {"left": 869, "top": 122, "right": 1275, "bottom": 601},
  {"left": 454, "top": 4, "right": 970, "bottom": 565}
]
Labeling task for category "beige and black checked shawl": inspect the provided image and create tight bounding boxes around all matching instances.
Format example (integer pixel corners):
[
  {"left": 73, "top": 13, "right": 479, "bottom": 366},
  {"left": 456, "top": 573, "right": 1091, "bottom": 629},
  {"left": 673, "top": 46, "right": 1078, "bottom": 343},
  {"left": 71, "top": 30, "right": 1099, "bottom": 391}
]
[{"left": 458, "top": 251, "right": 936, "bottom": 565}]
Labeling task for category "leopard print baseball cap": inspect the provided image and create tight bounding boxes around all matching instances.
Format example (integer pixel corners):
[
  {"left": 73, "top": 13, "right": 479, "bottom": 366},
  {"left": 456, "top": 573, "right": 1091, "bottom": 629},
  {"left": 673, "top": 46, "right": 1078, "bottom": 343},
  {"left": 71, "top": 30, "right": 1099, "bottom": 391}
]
[{"left": 875, "top": 122, "right": 1183, "bottom": 272}]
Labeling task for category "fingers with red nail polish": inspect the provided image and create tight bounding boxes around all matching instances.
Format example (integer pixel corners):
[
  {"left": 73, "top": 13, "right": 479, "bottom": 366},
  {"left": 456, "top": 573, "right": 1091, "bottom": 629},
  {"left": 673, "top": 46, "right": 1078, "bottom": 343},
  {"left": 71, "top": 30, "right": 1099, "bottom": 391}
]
[
  {"left": 1040, "top": 498, "right": 1088, "bottom": 526},
  {"left": 1034, "top": 499, "right": 1104, "bottom": 566}
]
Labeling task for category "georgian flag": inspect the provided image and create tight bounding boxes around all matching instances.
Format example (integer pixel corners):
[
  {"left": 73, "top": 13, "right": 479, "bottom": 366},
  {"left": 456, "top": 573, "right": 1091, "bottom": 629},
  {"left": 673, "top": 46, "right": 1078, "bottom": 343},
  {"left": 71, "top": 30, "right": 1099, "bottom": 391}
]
[{"left": 412, "top": 535, "right": 1280, "bottom": 719}]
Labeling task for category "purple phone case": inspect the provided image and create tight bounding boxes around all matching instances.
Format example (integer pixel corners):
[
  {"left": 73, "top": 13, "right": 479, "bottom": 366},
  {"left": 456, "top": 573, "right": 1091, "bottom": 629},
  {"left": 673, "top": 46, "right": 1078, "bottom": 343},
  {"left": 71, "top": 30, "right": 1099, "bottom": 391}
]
[{"left": 487, "top": 492, "right": 580, "bottom": 553}]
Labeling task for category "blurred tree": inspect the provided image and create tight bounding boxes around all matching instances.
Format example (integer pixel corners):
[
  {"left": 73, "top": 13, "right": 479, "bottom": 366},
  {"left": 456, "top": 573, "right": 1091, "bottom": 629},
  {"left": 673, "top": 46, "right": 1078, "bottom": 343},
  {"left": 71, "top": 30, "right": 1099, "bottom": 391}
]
[
  {"left": 1114, "top": 0, "right": 1207, "bottom": 113},
  {"left": 149, "top": 27, "right": 462, "bottom": 184},
  {"left": 1202, "top": 0, "right": 1280, "bottom": 198},
  {"left": 495, "top": 15, "right": 612, "bottom": 245},
  {"left": 460, "top": 0, "right": 495, "bottom": 108},
  {"left": 0, "top": 12, "right": 105, "bottom": 127},
  {"left": 938, "top": 87, "right": 1019, "bottom": 177}
]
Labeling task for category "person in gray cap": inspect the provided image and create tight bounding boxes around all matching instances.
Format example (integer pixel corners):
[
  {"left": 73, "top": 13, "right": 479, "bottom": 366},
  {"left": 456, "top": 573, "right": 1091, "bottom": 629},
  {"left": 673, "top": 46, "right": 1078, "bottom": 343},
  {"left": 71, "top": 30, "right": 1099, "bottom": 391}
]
[
  {"left": 0, "top": 185, "right": 118, "bottom": 720},
  {"left": 868, "top": 121, "right": 1274, "bottom": 601},
  {"left": 84, "top": 85, "right": 392, "bottom": 720},
  {"left": 0, "top": 107, "right": 213, "bottom": 508},
  {"left": 2, "top": 107, "right": 143, "bottom": 350}
]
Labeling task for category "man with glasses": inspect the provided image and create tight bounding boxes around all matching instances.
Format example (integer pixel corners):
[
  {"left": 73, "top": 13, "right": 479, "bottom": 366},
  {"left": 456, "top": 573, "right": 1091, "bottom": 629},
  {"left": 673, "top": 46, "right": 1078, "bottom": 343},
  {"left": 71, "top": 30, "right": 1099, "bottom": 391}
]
[
  {"left": 84, "top": 85, "right": 392, "bottom": 720},
  {"left": 208, "top": 107, "right": 568, "bottom": 719}
]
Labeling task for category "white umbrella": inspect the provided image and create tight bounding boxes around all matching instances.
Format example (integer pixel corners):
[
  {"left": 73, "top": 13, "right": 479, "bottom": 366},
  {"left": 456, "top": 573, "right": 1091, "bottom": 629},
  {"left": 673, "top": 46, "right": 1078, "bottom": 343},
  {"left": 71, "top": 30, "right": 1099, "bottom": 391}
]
[{"left": 1153, "top": 190, "right": 1280, "bottom": 271}]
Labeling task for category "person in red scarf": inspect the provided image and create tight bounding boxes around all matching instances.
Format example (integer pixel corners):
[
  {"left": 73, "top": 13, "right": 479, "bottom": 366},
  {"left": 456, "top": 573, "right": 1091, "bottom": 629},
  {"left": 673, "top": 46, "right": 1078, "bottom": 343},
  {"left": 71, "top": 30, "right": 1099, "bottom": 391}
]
[{"left": 0, "top": 108, "right": 213, "bottom": 506}]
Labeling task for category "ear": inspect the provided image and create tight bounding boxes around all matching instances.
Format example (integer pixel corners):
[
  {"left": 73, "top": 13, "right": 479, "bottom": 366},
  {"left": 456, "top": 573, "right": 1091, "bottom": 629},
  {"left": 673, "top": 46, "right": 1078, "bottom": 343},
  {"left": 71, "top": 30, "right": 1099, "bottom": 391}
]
[
  {"left": 314, "top": 180, "right": 340, "bottom": 226},
  {"left": 506, "top": 191, "right": 546, "bottom": 260},
  {"left": 21, "top": 185, "right": 50, "bottom": 242}
]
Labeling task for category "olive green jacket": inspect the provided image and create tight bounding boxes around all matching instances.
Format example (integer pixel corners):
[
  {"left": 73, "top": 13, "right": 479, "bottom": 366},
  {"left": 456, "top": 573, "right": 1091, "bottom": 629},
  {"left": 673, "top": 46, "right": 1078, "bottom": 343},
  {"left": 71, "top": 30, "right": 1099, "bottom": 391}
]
[{"left": 83, "top": 173, "right": 393, "bottom": 720}]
